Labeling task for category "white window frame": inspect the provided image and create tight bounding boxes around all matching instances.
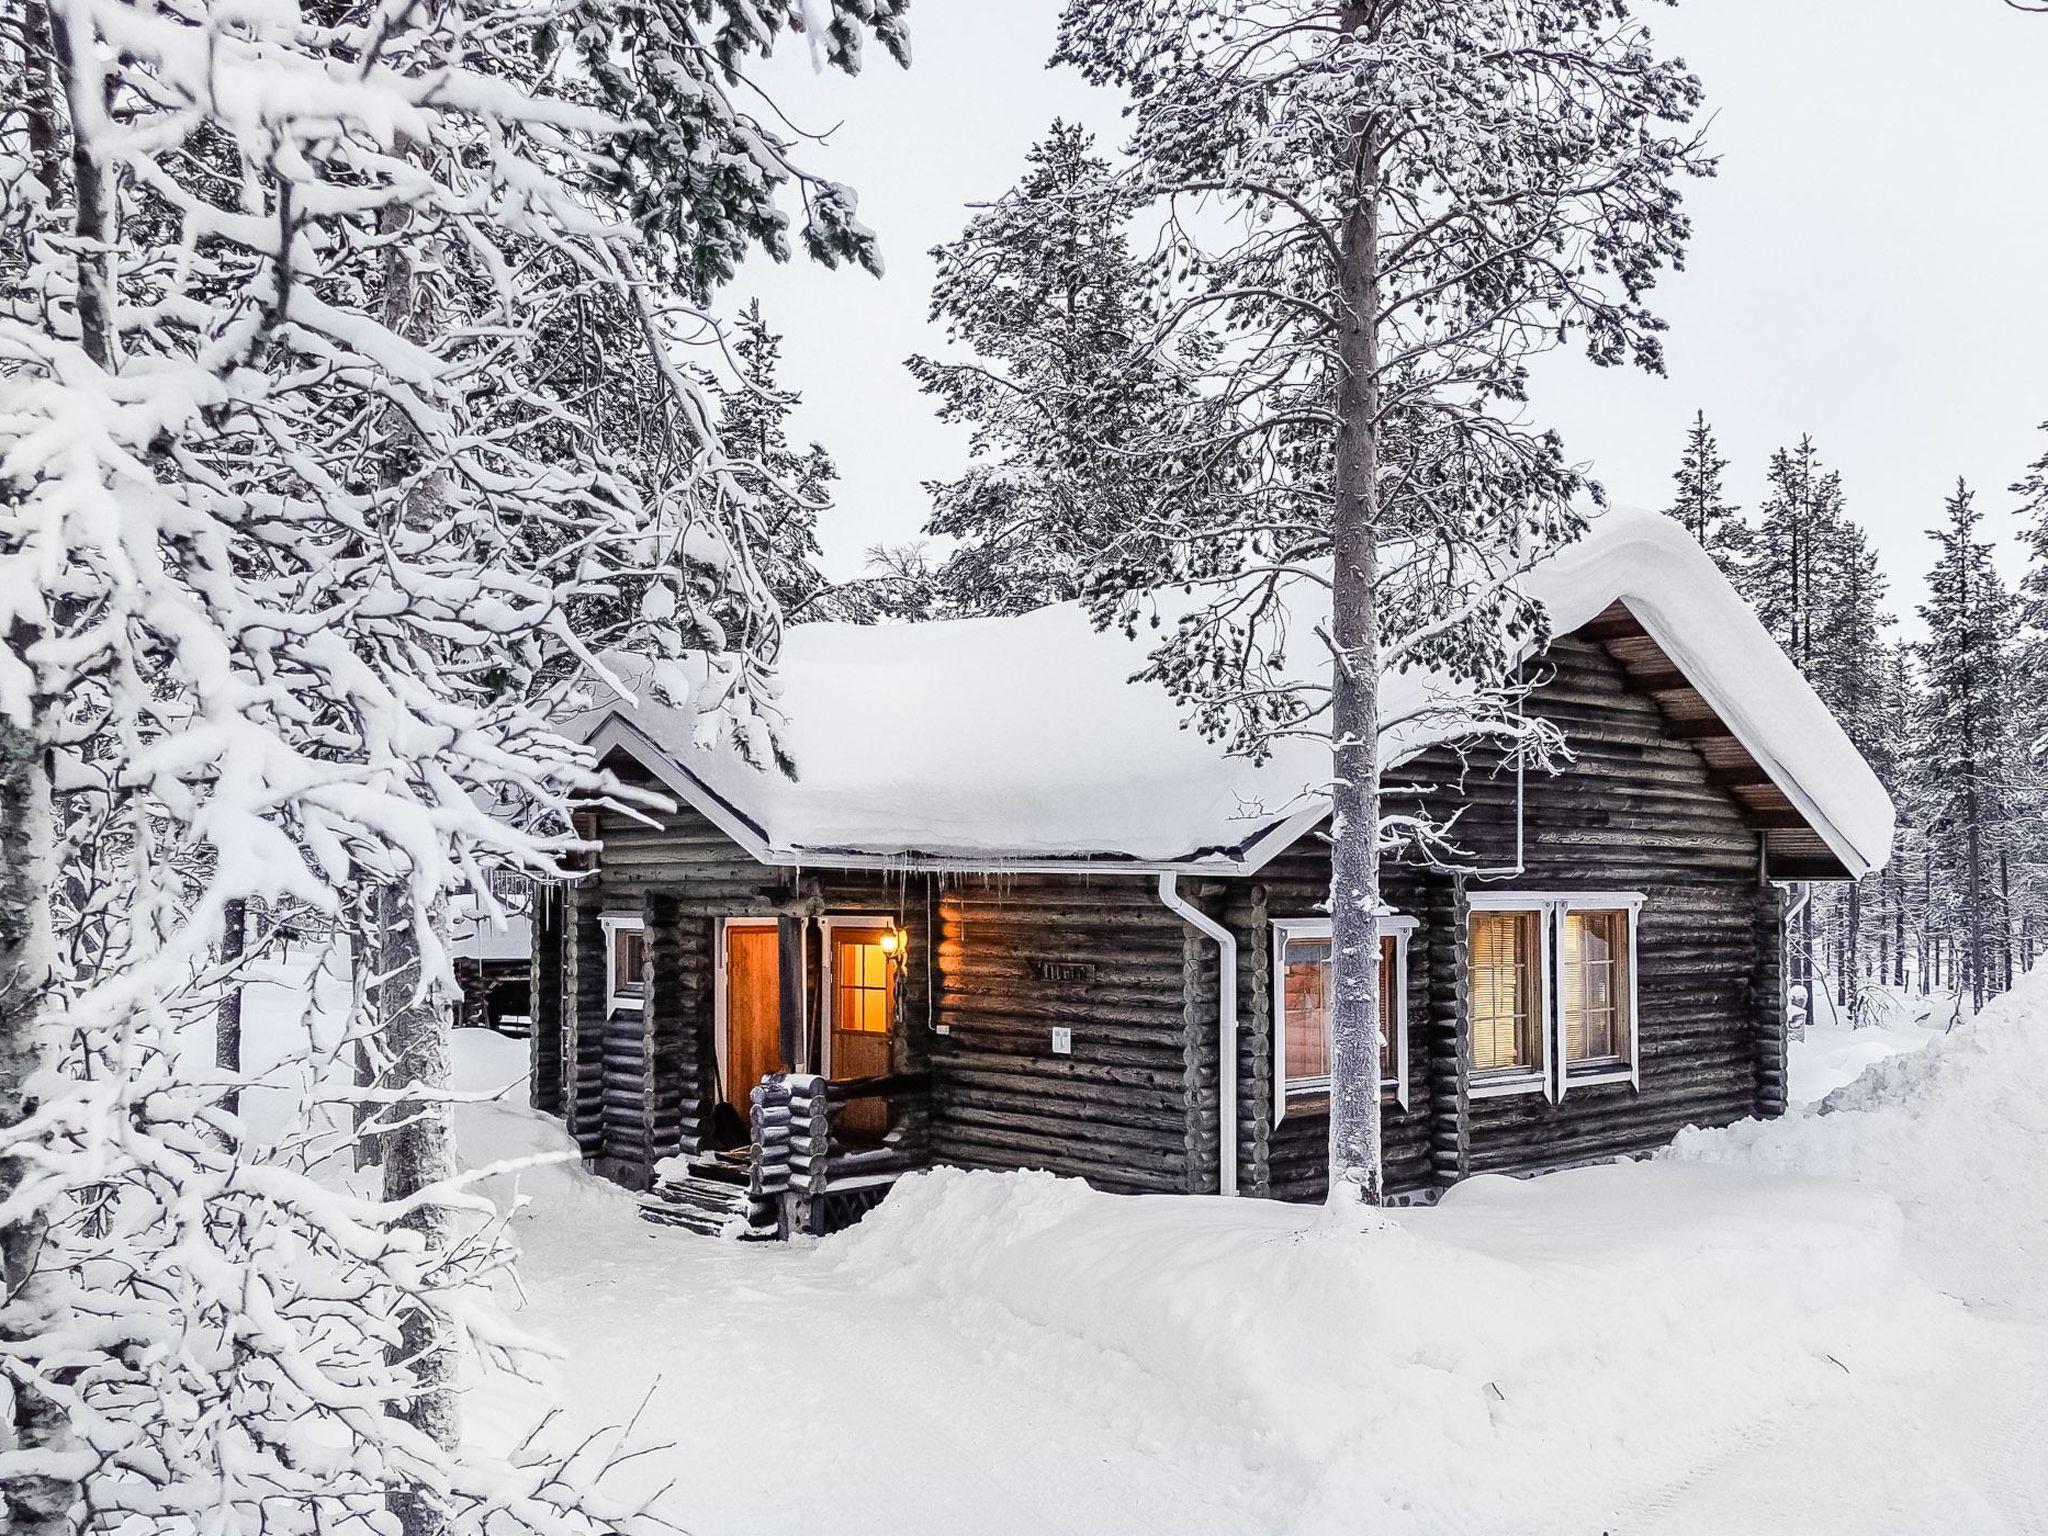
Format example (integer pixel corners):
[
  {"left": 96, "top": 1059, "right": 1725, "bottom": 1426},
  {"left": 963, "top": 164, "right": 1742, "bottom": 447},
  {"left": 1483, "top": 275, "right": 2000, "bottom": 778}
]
[
  {"left": 600, "top": 912, "right": 647, "bottom": 1013},
  {"left": 819, "top": 915, "right": 899, "bottom": 1079},
  {"left": 1466, "top": 890, "right": 1644, "bottom": 1101},
  {"left": 1550, "top": 893, "right": 1644, "bottom": 1097},
  {"left": 713, "top": 915, "right": 780, "bottom": 1093},
  {"left": 1271, "top": 913, "right": 1417, "bottom": 1128}
]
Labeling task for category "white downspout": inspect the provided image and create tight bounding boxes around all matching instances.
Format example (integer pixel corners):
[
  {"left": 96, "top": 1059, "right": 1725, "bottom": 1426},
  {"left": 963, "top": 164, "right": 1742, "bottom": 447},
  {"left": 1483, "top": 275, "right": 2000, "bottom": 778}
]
[{"left": 1158, "top": 873, "right": 1238, "bottom": 1197}]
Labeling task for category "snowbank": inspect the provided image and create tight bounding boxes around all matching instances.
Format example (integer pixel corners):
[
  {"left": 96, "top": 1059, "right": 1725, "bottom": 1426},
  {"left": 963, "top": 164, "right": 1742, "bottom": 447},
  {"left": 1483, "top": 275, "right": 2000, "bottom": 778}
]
[
  {"left": 824, "top": 1161, "right": 1957, "bottom": 1532},
  {"left": 1672, "top": 966, "right": 2048, "bottom": 1315}
]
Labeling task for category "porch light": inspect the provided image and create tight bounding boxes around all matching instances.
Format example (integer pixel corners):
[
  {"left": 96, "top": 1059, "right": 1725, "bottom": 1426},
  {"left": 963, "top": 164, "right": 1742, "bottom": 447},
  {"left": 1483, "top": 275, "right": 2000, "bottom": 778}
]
[{"left": 879, "top": 927, "right": 903, "bottom": 958}]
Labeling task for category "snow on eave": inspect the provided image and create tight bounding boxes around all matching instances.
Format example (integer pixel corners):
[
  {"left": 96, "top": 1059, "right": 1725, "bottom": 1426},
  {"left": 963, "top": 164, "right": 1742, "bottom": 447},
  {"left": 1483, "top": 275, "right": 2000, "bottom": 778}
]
[{"left": 567, "top": 511, "right": 1896, "bottom": 881}]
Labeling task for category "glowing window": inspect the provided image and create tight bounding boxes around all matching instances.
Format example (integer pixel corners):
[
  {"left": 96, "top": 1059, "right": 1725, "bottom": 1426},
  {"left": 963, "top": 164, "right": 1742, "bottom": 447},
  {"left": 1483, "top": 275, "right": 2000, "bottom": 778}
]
[{"left": 1470, "top": 908, "right": 1543, "bottom": 1076}]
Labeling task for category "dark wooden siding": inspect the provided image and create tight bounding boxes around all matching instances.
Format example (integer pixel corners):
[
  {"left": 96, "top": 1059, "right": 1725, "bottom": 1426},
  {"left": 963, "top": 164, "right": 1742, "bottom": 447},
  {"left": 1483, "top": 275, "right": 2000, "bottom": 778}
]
[
  {"left": 1369, "top": 635, "right": 1772, "bottom": 1181},
  {"left": 928, "top": 876, "right": 1209, "bottom": 1194}
]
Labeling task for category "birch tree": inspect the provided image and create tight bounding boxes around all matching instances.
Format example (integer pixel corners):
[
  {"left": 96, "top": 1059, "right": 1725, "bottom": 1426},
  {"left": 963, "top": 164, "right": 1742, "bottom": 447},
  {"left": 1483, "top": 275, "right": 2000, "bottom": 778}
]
[{"left": 1055, "top": 0, "right": 1708, "bottom": 1207}]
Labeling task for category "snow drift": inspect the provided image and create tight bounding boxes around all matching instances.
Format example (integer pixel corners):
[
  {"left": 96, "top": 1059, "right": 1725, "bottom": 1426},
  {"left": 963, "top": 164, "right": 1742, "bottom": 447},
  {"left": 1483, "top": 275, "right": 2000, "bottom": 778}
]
[
  {"left": 822, "top": 1161, "right": 1958, "bottom": 1532},
  {"left": 1671, "top": 965, "right": 2048, "bottom": 1314}
]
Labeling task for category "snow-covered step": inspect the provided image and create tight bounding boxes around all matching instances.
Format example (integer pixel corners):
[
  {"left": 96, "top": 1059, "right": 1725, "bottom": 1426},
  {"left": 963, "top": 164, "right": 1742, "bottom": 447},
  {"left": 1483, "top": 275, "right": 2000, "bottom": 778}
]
[{"left": 638, "top": 1154, "right": 772, "bottom": 1239}]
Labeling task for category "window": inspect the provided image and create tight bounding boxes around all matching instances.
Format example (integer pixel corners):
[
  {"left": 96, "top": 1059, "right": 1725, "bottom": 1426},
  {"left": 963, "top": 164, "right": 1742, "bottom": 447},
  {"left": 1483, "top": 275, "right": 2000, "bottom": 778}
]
[
  {"left": 1562, "top": 908, "right": 1632, "bottom": 1066},
  {"left": 602, "top": 914, "right": 647, "bottom": 1011},
  {"left": 832, "top": 928, "right": 895, "bottom": 1037},
  {"left": 1272, "top": 915, "right": 1415, "bottom": 1124},
  {"left": 1470, "top": 908, "right": 1544, "bottom": 1078},
  {"left": 1467, "top": 893, "right": 1642, "bottom": 1099}
]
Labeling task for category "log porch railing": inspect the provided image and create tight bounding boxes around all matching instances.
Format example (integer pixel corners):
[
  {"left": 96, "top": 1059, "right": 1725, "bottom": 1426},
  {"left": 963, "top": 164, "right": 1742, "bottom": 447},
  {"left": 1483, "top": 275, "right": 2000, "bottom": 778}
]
[{"left": 746, "top": 1070, "right": 932, "bottom": 1238}]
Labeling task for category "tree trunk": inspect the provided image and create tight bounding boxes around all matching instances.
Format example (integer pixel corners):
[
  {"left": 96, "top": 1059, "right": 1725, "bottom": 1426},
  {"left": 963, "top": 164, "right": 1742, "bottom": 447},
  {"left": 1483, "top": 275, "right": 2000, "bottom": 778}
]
[
  {"left": 376, "top": 885, "right": 458, "bottom": 1536},
  {"left": 1844, "top": 879, "right": 1860, "bottom": 1015},
  {"left": 0, "top": 724, "right": 72, "bottom": 1535},
  {"left": 217, "top": 898, "right": 246, "bottom": 1121},
  {"left": 1964, "top": 784, "right": 1985, "bottom": 1012},
  {"left": 1325, "top": 60, "right": 1384, "bottom": 1212}
]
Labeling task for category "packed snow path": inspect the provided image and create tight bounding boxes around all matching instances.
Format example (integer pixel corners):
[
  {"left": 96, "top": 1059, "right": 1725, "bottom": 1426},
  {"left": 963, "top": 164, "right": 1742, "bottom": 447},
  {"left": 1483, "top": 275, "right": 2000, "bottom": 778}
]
[{"left": 250, "top": 965, "right": 2048, "bottom": 1535}]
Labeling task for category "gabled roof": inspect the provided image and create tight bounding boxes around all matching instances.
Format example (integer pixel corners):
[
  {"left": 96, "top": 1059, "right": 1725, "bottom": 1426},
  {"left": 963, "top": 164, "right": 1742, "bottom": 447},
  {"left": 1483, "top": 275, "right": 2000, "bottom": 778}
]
[{"left": 572, "top": 511, "right": 1896, "bottom": 878}]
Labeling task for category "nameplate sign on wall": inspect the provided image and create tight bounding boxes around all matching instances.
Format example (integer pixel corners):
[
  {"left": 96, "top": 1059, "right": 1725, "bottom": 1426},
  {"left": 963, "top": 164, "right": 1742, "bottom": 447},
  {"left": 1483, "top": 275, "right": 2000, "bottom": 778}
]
[{"left": 1031, "top": 960, "right": 1096, "bottom": 983}]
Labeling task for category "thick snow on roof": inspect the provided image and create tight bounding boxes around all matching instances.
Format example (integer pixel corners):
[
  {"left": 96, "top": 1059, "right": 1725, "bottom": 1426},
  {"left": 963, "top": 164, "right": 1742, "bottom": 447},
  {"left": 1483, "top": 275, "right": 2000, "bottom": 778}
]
[{"left": 576, "top": 510, "right": 1895, "bottom": 875}]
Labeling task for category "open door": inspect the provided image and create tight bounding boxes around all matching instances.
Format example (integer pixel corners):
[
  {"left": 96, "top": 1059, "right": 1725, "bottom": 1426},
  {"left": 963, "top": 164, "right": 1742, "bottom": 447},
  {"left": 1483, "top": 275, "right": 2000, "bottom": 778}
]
[{"left": 722, "top": 921, "right": 782, "bottom": 1114}]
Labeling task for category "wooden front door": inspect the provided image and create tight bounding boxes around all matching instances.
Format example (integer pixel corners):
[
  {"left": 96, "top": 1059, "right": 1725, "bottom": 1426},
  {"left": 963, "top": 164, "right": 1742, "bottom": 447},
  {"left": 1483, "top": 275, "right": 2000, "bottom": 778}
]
[{"left": 723, "top": 922, "right": 782, "bottom": 1112}]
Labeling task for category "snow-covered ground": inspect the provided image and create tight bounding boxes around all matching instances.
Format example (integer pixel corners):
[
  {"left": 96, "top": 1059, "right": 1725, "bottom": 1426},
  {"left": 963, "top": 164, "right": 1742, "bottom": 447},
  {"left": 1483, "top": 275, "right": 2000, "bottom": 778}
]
[{"left": 244, "top": 962, "right": 2048, "bottom": 1534}]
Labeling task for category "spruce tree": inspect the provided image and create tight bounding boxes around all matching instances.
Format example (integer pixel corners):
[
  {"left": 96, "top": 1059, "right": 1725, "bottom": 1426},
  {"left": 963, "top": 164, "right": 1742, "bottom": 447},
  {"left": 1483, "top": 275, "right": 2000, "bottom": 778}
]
[
  {"left": 908, "top": 121, "right": 1204, "bottom": 615},
  {"left": 714, "top": 299, "right": 841, "bottom": 620},
  {"left": 1667, "top": 410, "right": 1749, "bottom": 575},
  {"left": 1916, "top": 480, "right": 2018, "bottom": 1010}
]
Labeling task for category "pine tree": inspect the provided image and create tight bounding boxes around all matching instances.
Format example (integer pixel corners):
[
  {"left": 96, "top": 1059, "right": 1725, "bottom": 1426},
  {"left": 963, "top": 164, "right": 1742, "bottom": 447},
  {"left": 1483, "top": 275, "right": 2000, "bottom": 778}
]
[
  {"left": 908, "top": 120, "right": 1206, "bottom": 615},
  {"left": 1055, "top": 0, "right": 1707, "bottom": 1206},
  {"left": 1916, "top": 481, "right": 2018, "bottom": 1011},
  {"left": 1667, "top": 410, "right": 1749, "bottom": 575}
]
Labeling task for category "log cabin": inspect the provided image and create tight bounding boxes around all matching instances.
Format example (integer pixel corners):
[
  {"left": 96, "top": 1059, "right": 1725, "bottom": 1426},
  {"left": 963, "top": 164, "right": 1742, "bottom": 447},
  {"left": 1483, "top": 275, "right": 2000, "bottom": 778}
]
[{"left": 526, "top": 512, "right": 1895, "bottom": 1237}]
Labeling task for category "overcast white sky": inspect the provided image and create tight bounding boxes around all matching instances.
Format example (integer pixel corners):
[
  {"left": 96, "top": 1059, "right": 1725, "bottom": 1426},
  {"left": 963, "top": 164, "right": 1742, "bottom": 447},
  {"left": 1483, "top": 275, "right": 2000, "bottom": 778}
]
[{"left": 729, "top": 1, "right": 2048, "bottom": 629}]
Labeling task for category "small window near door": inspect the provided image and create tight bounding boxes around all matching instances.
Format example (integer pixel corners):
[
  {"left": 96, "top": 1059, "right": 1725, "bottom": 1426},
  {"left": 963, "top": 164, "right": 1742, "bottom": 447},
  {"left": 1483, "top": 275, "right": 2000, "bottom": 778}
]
[
  {"left": 604, "top": 917, "right": 647, "bottom": 1011},
  {"left": 1562, "top": 907, "right": 1634, "bottom": 1071},
  {"left": 1470, "top": 908, "right": 1543, "bottom": 1079},
  {"left": 833, "top": 929, "right": 895, "bottom": 1037}
]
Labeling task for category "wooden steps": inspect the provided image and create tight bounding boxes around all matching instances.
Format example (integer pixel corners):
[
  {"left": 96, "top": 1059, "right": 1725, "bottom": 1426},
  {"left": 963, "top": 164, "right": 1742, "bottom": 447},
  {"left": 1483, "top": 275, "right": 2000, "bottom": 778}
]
[{"left": 637, "top": 1150, "right": 773, "bottom": 1239}]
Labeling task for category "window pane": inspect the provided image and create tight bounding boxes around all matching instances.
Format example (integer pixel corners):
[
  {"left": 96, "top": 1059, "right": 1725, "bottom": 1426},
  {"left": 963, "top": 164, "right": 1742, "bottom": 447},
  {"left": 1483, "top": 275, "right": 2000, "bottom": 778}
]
[
  {"left": 1563, "top": 909, "right": 1631, "bottom": 1065},
  {"left": 1470, "top": 910, "right": 1541, "bottom": 1073},
  {"left": 1378, "top": 934, "right": 1398, "bottom": 1083},
  {"left": 834, "top": 933, "right": 894, "bottom": 1036},
  {"left": 614, "top": 928, "right": 646, "bottom": 994},
  {"left": 1281, "top": 937, "right": 1331, "bottom": 1087}
]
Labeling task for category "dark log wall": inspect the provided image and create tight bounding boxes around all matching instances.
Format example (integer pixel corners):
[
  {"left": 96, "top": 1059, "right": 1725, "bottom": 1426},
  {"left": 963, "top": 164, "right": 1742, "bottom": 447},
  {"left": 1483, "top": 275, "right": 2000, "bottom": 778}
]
[
  {"left": 928, "top": 877, "right": 1211, "bottom": 1194},
  {"left": 1228, "top": 633, "right": 1777, "bottom": 1197}
]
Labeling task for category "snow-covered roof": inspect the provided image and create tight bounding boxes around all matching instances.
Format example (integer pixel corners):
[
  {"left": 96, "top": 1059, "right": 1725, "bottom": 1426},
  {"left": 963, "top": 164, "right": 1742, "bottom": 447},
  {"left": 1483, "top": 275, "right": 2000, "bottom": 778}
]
[{"left": 574, "top": 510, "right": 1895, "bottom": 877}]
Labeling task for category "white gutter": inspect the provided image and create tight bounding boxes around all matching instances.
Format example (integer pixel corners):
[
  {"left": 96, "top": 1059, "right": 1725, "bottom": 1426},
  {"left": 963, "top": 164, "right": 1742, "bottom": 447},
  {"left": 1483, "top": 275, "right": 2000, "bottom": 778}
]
[{"left": 1157, "top": 873, "right": 1238, "bottom": 1197}]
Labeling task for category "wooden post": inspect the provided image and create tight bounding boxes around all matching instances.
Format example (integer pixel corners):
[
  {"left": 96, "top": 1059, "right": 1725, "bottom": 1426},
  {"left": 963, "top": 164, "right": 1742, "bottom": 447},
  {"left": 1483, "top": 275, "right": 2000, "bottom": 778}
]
[
  {"left": 641, "top": 892, "right": 686, "bottom": 1182},
  {"left": 562, "top": 880, "right": 605, "bottom": 1158},
  {"left": 1244, "top": 884, "right": 1274, "bottom": 1198},
  {"left": 528, "top": 883, "right": 564, "bottom": 1115},
  {"left": 1753, "top": 883, "right": 1788, "bottom": 1118},
  {"left": 777, "top": 912, "right": 805, "bottom": 1073},
  {"left": 1428, "top": 875, "right": 1471, "bottom": 1192}
]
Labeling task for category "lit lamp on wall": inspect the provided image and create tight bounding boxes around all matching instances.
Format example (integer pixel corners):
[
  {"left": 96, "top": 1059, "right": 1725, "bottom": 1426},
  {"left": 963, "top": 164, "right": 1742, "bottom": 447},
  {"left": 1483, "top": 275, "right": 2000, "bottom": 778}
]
[{"left": 878, "top": 926, "right": 907, "bottom": 963}]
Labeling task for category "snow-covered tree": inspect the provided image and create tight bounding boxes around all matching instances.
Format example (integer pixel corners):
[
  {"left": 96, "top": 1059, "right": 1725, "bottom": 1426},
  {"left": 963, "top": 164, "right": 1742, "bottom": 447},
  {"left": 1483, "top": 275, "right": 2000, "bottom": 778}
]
[
  {"left": 0, "top": 0, "right": 908, "bottom": 1529},
  {"left": 1666, "top": 410, "right": 1748, "bottom": 575},
  {"left": 1742, "top": 436, "right": 1846, "bottom": 676},
  {"left": 1054, "top": 0, "right": 1708, "bottom": 1206},
  {"left": 712, "top": 299, "right": 842, "bottom": 620},
  {"left": 908, "top": 121, "right": 1211, "bottom": 616},
  {"left": 1916, "top": 481, "right": 2018, "bottom": 1011}
]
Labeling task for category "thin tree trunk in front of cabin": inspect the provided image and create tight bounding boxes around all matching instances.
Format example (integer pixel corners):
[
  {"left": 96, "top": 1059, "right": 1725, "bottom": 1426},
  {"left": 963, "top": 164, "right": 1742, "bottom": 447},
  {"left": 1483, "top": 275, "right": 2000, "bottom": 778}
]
[
  {"left": 0, "top": 722, "right": 72, "bottom": 1535},
  {"left": 376, "top": 883, "right": 457, "bottom": 1536},
  {"left": 217, "top": 897, "right": 245, "bottom": 1121},
  {"left": 1844, "top": 880, "right": 1860, "bottom": 1014},
  {"left": 1325, "top": 81, "right": 1385, "bottom": 1212}
]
